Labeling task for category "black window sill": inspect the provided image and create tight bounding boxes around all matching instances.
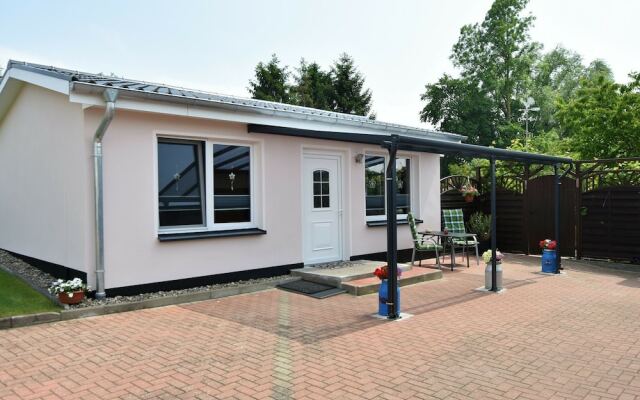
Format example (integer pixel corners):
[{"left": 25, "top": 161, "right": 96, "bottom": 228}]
[
  {"left": 158, "top": 228, "right": 267, "bottom": 242},
  {"left": 366, "top": 218, "right": 423, "bottom": 227}
]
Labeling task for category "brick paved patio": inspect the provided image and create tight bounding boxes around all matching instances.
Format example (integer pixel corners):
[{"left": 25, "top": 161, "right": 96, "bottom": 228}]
[{"left": 1, "top": 255, "right": 640, "bottom": 400}]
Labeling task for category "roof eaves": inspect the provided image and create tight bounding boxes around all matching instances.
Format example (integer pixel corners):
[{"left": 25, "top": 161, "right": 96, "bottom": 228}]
[{"left": 72, "top": 81, "right": 465, "bottom": 142}]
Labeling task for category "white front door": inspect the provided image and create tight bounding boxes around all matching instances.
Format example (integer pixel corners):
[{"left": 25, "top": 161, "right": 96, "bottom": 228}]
[{"left": 302, "top": 153, "right": 342, "bottom": 264}]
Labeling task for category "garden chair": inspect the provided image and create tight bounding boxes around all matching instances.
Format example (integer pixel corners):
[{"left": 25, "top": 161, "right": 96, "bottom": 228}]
[
  {"left": 441, "top": 209, "right": 480, "bottom": 268},
  {"left": 408, "top": 213, "right": 443, "bottom": 268}
]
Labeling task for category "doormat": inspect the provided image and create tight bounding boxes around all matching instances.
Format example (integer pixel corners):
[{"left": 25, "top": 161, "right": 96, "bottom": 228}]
[{"left": 276, "top": 280, "right": 346, "bottom": 299}]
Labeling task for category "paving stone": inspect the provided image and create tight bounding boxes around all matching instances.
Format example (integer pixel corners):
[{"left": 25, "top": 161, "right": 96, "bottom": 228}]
[{"left": 1, "top": 254, "right": 639, "bottom": 399}]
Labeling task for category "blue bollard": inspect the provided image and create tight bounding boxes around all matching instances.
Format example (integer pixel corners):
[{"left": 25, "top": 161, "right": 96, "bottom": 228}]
[
  {"left": 378, "top": 279, "right": 400, "bottom": 316},
  {"left": 541, "top": 249, "right": 557, "bottom": 273}
]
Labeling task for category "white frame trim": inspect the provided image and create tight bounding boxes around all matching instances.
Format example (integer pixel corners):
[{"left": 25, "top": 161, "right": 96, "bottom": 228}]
[{"left": 154, "top": 131, "right": 261, "bottom": 234}]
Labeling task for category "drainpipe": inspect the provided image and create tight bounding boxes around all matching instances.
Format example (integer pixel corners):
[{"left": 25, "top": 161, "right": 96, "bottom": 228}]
[{"left": 93, "top": 88, "right": 118, "bottom": 299}]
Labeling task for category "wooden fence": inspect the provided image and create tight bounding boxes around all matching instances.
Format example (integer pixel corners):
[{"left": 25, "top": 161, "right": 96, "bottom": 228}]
[{"left": 441, "top": 157, "right": 640, "bottom": 263}]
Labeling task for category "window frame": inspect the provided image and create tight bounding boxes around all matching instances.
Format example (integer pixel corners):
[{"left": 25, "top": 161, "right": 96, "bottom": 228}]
[
  {"left": 156, "top": 135, "right": 258, "bottom": 234},
  {"left": 156, "top": 138, "right": 207, "bottom": 230},
  {"left": 364, "top": 152, "right": 414, "bottom": 222}
]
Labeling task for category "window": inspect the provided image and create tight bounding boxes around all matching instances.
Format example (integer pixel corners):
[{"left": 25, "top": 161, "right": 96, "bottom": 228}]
[
  {"left": 396, "top": 158, "right": 410, "bottom": 215},
  {"left": 365, "top": 156, "right": 385, "bottom": 216},
  {"left": 364, "top": 155, "right": 411, "bottom": 219},
  {"left": 313, "top": 170, "right": 330, "bottom": 208},
  {"left": 157, "top": 137, "right": 255, "bottom": 231},
  {"left": 213, "top": 144, "right": 251, "bottom": 223},
  {"left": 157, "top": 139, "right": 205, "bottom": 228}
]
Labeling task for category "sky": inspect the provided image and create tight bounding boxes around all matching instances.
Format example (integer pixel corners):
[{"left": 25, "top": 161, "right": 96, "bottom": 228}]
[{"left": 0, "top": 0, "right": 638, "bottom": 128}]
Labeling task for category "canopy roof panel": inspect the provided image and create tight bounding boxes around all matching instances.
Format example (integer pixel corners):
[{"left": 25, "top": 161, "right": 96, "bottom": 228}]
[{"left": 248, "top": 124, "right": 572, "bottom": 165}]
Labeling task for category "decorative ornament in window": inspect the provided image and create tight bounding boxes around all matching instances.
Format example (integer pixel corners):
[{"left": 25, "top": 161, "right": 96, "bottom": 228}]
[{"left": 228, "top": 171, "right": 236, "bottom": 191}]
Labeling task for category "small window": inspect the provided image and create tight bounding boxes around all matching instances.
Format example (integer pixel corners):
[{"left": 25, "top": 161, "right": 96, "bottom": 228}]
[
  {"left": 313, "top": 169, "right": 330, "bottom": 208},
  {"left": 365, "top": 156, "right": 385, "bottom": 216},
  {"left": 213, "top": 144, "right": 251, "bottom": 223},
  {"left": 396, "top": 158, "right": 410, "bottom": 215},
  {"left": 157, "top": 139, "right": 205, "bottom": 228},
  {"left": 365, "top": 155, "right": 411, "bottom": 219}
]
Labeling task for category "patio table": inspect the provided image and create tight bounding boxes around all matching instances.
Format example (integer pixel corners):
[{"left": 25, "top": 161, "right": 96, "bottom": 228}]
[{"left": 419, "top": 230, "right": 478, "bottom": 271}]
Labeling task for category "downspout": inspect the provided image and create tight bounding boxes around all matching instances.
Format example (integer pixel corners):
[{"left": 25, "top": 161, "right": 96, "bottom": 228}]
[{"left": 93, "top": 88, "right": 118, "bottom": 299}]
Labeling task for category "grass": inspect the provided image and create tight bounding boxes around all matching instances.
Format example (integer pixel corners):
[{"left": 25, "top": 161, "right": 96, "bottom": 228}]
[{"left": 0, "top": 268, "right": 61, "bottom": 317}]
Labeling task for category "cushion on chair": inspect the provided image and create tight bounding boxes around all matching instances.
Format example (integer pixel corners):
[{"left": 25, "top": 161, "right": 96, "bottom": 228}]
[
  {"left": 452, "top": 238, "right": 479, "bottom": 246},
  {"left": 442, "top": 209, "right": 466, "bottom": 234},
  {"left": 416, "top": 242, "right": 443, "bottom": 251}
]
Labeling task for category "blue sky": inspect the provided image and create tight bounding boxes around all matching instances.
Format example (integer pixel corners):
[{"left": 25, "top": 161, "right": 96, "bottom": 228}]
[{"left": 1, "top": 0, "right": 638, "bottom": 127}]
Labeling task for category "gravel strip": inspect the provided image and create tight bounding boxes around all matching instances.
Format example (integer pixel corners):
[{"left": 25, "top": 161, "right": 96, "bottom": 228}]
[
  {"left": 0, "top": 249, "right": 291, "bottom": 309},
  {"left": 310, "top": 260, "right": 370, "bottom": 270}
]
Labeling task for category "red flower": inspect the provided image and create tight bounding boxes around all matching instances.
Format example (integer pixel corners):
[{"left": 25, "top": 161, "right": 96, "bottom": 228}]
[{"left": 539, "top": 239, "right": 557, "bottom": 250}]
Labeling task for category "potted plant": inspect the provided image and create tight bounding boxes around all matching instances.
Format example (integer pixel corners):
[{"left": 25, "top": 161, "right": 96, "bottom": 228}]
[
  {"left": 373, "top": 265, "right": 401, "bottom": 317},
  {"left": 460, "top": 184, "right": 479, "bottom": 203},
  {"left": 539, "top": 239, "right": 557, "bottom": 273},
  {"left": 482, "top": 250, "right": 504, "bottom": 290},
  {"left": 468, "top": 212, "right": 491, "bottom": 252},
  {"left": 48, "top": 278, "right": 88, "bottom": 305}
]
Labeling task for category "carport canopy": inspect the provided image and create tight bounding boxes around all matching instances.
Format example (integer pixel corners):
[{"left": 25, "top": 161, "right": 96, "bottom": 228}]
[{"left": 248, "top": 124, "right": 573, "bottom": 319}]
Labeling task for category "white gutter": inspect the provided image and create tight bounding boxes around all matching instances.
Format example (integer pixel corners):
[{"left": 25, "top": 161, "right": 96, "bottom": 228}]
[{"left": 93, "top": 88, "right": 118, "bottom": 299}]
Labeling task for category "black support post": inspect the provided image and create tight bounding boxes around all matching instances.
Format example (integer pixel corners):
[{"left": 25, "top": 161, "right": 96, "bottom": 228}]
[
  {"left": 385, "top": 136, "right": 400, "bottom": 319},
  {"left": 490, "top": 157, "right": 498, "bottom": 292},
  {"left": 554, "top": 164, "right": 561, "bottom": 273}
]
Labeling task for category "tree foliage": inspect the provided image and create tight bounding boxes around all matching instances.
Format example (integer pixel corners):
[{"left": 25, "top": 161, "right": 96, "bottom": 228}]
[
  {"left": 556, "top": 73, "right": 640, "bottom": 159},
  {"left": 452, "top": 0, "right": 540, "bottom": 126},
  {"left": 329, "top": 53, "right": 373, "bottom": 116},
  {"left": 248, "top": 54, "right": 290, "bottom": 103},
  {"left": 249, "top": 53, "right": 374, "bottom": 117},
  {"left": 292, "top": 59, "right": 333, "bottom": 110}
]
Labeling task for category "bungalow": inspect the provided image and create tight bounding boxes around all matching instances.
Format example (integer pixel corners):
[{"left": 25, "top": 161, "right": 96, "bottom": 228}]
[{"left": 0, "top": 60, "right": 464, "bottom": 297}]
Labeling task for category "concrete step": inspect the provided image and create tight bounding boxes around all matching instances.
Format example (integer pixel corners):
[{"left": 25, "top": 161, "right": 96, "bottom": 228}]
[
  {"left": 341, "top": 268, "right": 443, "bottom": 296},
  {"left": 291, "top": 261, "right": 413, "bottom": 287}
]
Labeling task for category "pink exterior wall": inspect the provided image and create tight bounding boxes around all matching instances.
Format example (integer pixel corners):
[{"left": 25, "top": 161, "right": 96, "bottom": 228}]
[
  {"left": 0, "top": 85, "right": 90, "bottom": 276},
  {"left": 85, "top": 108, "right": 442, "bottom": 289}
]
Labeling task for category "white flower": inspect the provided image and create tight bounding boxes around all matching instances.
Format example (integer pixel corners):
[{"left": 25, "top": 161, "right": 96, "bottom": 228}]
[{"left": 68, "top": 292, "right": 74, "bottom": 298}]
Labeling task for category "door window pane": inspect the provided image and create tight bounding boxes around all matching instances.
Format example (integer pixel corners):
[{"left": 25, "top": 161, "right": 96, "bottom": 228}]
[
  {"left": 313, "top": 169, "right": 330, "bottom": 209},
  {"left": 213, "top": 144, "right": 251, "bottom": 223},
  {"left": 396, "top": 158, "right": 410, "bottom": 214},
  {"left": 157, "top": 140, "right": 205, "bottom": 227},
  {"left": 365, "top": 156, "right": 385, "bottom": 216}
]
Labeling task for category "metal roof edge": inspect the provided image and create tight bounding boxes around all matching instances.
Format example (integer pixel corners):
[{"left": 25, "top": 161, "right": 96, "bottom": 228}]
[{"left": 72, "top": 81, "right": 465, "bottom": 143}]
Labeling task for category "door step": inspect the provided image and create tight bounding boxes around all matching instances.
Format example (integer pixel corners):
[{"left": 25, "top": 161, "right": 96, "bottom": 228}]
[{"left": 341, "top": 268, "right": 443, "bottom": 296}]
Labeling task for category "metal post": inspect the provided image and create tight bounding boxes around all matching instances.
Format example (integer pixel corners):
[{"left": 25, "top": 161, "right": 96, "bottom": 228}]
[
  {"left": 385, "top": 136, "right": 399, "bottom": 319},
  {"left": 554, "top": 164, "right": 561, "bottom": 273},
  {"left": 490, "top": 157, "right": 498, "bottom": 292}
]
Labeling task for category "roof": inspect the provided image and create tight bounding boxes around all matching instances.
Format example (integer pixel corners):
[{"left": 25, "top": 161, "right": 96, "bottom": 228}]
[
  {"left": 248, "top": 125, "right": 573, "bottom": 165},
  {"left": 3, "top": 60, "right": 464, "bottom": 142},
  {"left": 1, "top": 60, "right": 572, "bottom": 165}
]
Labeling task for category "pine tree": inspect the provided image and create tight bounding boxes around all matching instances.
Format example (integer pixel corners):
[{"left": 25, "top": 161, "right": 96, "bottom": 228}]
[
  {"left": 248, "top": 54, "right": 290, "bottom": 103},
  {"left": 292, "top": 59, "right": 333, "bottom": 110},
  {"left": 329, "top": 53, "right": 373, "bottom": 116}
]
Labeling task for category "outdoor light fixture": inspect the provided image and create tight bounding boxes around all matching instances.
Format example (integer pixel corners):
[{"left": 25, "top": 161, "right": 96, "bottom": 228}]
[{"left": 355, "top": 153, "right": 364, "bottom": 164}]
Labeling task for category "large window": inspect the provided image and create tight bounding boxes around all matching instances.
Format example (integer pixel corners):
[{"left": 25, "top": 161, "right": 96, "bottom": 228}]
[
  {"left": 213, "top": 144, "right": 251, "bottom": 223},
  {"left": 157, "top": 138, "right": 254, "bottom": 231},
  {"left": 364, "top": 155, "right": 411, "bottom": 219},
  {"left": 157, "top": 139, "right": 205, "bottom": 228}
]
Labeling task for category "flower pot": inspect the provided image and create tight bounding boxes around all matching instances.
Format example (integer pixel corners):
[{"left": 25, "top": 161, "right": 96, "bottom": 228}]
[
  {"left": 58, "top": 290, "right": 85, "bottom": 305},
  {"left": 378, "top": 279, "right": 400, "bottom": 317},
  {"left": 484, "top": 262, "right": 503, "bottom": 290},
  {"left": 464, "top": 194, "right": 475, "bottom": 203},
  {"left": 541, "top": 249, "right": 557, "bottom": 273}
]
